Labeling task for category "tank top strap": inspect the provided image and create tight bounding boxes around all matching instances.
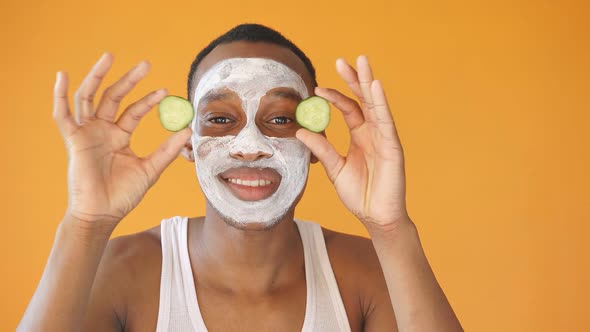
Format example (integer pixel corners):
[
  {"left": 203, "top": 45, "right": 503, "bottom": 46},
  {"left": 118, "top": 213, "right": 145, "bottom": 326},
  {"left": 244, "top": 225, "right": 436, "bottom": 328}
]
[
  {"left": 295, "top": 219, "right": 352, "bottom": 332},
  {"left": 296, "top": 219, "right": 318, "bottom": 332},
  {"left": 157, "top": 216, "right": 208, "bottom": 332}
]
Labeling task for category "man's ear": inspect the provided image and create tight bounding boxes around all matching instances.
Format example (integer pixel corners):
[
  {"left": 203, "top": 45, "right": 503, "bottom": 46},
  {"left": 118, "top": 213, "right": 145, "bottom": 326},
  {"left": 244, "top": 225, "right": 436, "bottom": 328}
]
[
  {"left": 310, "top": 130, "right": 327, "bottom": 164},
  {"left": 180, "top": 139, "right": 195, "bottom": 163}
]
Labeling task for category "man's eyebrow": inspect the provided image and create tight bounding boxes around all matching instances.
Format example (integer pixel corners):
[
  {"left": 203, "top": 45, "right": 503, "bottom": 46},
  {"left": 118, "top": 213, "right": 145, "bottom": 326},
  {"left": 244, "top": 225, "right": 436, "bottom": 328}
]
[
  {"left": 200, "top": 90, "right": 234, "bottom": 104},
  {"left": 267, "top": 89, "right": 303, "bottom": 102}
]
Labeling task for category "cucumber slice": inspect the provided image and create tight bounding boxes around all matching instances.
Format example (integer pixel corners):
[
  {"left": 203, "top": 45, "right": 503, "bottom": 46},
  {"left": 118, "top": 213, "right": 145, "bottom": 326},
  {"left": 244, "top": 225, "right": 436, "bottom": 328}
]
[
  {"left": 158, "top": 96, "right": 194, "bottom": 132},
  {"left": 295, "top": 96, "right": 330, "bottom": 133}
]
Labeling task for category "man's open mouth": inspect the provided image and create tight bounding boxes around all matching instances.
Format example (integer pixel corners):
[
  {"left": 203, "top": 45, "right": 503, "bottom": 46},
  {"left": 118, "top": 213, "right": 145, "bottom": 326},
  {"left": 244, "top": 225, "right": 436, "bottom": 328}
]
[{"left": 218, "top": 167, "right": 282, "bottom": 201}]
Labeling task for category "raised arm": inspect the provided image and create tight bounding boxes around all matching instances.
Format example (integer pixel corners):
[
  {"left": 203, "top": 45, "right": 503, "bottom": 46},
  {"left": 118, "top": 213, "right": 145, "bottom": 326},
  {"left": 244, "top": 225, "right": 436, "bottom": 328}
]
[
  {"left": 18, "top": 53, "right": 191, "bottom": 331},
  {"left": 296, "top": 56, "right": 463, "bottom": 332}
]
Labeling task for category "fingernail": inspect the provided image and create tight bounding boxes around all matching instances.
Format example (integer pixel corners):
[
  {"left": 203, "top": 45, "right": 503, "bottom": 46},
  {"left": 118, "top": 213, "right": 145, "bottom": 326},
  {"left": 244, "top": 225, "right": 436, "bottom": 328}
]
[
  {"left": 132, "top": 61, "right": 147, "bottom": 72},
  {"left": 152, "top": 89, "right": 167, "bottom": 100},
  {"left": 54, "top": 72, "right": 61, "bottom": 90},
  {"left": 97, "top": 51, "right": 111, "bottom": 63}
]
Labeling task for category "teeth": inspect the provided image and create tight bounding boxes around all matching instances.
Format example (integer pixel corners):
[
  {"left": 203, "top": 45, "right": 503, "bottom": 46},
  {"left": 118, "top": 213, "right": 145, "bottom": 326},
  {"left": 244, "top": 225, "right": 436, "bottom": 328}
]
[{"left": 228, "top": 179, "right": 272, "bottom": 187}]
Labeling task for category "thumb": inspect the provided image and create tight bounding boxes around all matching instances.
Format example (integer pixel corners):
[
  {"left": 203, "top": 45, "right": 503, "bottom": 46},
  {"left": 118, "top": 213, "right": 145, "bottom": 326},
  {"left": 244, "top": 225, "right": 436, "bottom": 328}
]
[
  {"left": 144, "top": 127, "right": 192, "bottom": 183},
  {"left": 296, "top": 128, "right": 344, "bottom": 183}
]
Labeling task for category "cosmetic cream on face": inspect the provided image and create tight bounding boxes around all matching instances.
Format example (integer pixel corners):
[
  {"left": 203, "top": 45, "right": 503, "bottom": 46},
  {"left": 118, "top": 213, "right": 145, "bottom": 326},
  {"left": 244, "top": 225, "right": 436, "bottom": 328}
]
[{"left": 191, "top": 58, "right": 310, "bottom": 227}]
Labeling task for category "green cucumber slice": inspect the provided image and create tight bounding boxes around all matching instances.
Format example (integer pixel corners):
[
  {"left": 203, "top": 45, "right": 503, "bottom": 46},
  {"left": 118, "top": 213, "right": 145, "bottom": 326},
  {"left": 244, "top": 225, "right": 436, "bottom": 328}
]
[
  {"left": 158, "top": 95, "right": 194, "bottom": 132},
  {"left": 295, "top": 96, "right": 330, "bottom": 133}
]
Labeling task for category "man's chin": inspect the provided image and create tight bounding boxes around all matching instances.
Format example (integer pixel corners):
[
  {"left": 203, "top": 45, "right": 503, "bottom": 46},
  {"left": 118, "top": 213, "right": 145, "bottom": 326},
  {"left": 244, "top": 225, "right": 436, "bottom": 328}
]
[
  {"left": 205, "top": 200, "right": 286, "bottom": 231},
  {"left": 220, "top": 215, "right": 285, "bottom": 231}
]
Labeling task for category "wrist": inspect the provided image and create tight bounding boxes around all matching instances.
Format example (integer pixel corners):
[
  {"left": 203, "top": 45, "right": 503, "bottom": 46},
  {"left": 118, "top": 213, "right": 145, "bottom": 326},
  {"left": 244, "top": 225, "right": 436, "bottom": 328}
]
[
  {"left": 60, "top": 212, "right": 118, "bottom": 242},
  {"left": 364, "top": 216, "right": 418, "bottom": 242},
  {"left": 366, "top": 217, "right": 426, "bottom": 266}
]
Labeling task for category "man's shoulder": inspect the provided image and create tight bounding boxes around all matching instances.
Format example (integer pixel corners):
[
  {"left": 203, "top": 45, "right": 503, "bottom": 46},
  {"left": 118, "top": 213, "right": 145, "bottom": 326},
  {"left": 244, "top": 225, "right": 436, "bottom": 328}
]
[
  {"left": 106, "top": 225, "right": 161, "bottom": 260},
  {"left": 100, "top": 224, "right": 163, "bottom": 281},
  {"left": 320, "top": 226, "right": 381, "bottom": 276},
  {"left": 86, "top": 224, "right": 164, "bottom": 328},
  {"left": 319, "top": 225, "right": 391, "bottom": 321}
]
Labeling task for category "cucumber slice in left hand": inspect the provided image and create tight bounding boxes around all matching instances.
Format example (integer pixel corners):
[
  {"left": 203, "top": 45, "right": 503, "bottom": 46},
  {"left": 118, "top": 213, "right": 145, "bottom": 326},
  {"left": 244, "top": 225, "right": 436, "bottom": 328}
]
[
  {"left": 158, "top": 96, "right": 194, "bottom": 132},
  {"left": 295, "top": 96, "right": 330, "bottom": 133}
]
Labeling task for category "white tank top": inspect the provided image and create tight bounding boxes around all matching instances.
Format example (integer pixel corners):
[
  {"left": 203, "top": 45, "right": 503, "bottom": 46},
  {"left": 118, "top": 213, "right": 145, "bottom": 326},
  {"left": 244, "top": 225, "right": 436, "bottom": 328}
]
[{"left": 156, "top": 216, "right": 351, "bottom": 331}]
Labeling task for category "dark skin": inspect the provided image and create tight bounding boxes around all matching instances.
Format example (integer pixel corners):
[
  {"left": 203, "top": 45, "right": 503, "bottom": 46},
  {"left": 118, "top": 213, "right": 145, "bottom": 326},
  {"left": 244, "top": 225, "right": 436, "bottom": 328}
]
[{"left": 82, "top": 42, "right": 396, "bottom": 331}]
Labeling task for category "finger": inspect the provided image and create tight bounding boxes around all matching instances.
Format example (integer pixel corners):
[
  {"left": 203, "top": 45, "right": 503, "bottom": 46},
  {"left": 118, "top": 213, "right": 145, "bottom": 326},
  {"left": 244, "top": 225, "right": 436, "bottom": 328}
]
[
  {"left": 296, "top": 128, "right": 344, "bottom": 183},
  {"left": 117, "top": 89, "right": 167, "bottom": 134},
  {"left": 314, "top": 87, "right": 364, "bottom": 131},
  {"left": 336, "top": 58, "right": 366, "bottom": 106},
  {"left": 371, "top": 80, "right": 398, "bottom": 143},
  {"left": 95, "top": 61, "right": 151, "bottom": 122},
  {"left": 53, "top": 71, "right": 78, "bottom": 137},
  {"left": 143, "top": 127, "right": 192, "bottom": 184},
  {"left": 74, "top": 52, "right": 113, "bottom": 124},
  {"left": 336, "top": 57, "right": 376, "bottom": 123},
  {"left": 356, "top": 55, "right": 377, "bottom": 123}
]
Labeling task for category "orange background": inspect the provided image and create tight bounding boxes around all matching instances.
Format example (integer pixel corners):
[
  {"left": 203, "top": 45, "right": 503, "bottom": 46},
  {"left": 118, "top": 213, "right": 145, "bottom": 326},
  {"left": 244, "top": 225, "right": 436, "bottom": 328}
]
[{"left": 1, "top": 0, "right": 589, "bottom": 330}]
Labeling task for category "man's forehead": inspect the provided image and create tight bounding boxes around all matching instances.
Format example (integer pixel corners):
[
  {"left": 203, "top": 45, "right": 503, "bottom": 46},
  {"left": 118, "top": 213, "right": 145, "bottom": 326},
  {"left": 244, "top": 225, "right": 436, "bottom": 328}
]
[
  {"left": 192, "top": 41, "right": 314, "bottom": 96},
  {"left": 198, "top": 58, "right": 301, "bottom": 83},
  {"left": 192, "top": 58, "right": 309, "bottom": 107}
]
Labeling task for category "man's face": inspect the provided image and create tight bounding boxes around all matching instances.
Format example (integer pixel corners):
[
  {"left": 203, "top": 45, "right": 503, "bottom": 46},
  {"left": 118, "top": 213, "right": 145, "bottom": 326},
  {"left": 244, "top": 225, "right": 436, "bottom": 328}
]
[{"left": 189, "top": 47, "right": 313, "bottom": 229}]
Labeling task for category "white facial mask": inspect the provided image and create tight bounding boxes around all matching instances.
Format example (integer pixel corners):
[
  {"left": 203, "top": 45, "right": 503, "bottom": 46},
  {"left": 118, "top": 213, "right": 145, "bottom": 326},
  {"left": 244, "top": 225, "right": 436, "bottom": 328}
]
[{"left": 191, "top": 58, "right": 311, "bottom": 227}]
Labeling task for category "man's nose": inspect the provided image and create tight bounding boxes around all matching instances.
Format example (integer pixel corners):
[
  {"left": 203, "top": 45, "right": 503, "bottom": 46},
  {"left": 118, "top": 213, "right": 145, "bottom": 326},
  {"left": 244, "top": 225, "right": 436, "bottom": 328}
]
[
  {"left": 230, "top": 150, "right": 273, "bottom": 162},
  {"left": 229, "top": 125, "right": 274, "bottom": 161}
]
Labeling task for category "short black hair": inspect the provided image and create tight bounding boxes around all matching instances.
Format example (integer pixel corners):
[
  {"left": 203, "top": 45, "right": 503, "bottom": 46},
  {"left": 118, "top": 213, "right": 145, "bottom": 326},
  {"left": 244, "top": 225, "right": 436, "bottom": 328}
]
[{"left": 187, "top": 23, "right": 317, "bottom": 101}]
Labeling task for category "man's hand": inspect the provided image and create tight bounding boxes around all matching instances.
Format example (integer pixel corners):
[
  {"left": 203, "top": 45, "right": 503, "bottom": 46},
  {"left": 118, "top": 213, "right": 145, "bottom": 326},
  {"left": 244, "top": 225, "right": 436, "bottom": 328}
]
[
  {"left": 53, "top": 52, "right": 192, "bottom": 230},
  {"left": 296, "top": 56, "right": 408, "bottom": 231},
  {"left": 297, "top": 56, "right": 463, "bottom": 331}
]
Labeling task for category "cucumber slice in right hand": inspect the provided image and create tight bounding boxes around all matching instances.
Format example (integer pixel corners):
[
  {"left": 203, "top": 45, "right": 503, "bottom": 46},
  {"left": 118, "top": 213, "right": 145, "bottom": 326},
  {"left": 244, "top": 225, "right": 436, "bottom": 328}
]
[
  {"left": 295, "top": 96, "right": 331, "bottom": 133},
  {"left": 158, "top": 95, "right": 194, "bottom": 132}
]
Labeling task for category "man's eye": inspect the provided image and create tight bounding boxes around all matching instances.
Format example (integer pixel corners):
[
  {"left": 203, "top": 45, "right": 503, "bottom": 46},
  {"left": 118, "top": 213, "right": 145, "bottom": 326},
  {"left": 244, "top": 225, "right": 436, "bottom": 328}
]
[
  {"left": 209, "top": 117, "right": 232, "bottom": 124},
  {"left": 270, "top": 117, "right": 293, "bottom": 125}
]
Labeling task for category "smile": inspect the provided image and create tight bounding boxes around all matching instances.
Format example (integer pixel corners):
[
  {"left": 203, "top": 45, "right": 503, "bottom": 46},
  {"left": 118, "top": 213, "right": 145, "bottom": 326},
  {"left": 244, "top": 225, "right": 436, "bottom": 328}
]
[
  {"left": 218, "top": 167, "right": 282, "bottom": 201},
  {"left": 226, "top": 178, "right": 273, "bottom": 187}
]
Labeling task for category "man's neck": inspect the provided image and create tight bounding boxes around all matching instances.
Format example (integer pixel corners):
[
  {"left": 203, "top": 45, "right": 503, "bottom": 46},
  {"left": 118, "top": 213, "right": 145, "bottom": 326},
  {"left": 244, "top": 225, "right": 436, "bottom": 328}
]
[{"left": 187, "top": 206, "right": 305, "bottom": 297}]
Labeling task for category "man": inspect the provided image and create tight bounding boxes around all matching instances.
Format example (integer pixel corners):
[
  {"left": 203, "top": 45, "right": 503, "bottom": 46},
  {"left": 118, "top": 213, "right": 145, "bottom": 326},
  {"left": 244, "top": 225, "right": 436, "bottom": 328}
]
[{"left": 19, "top": 24, "right": 462, "bottom": 331}]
